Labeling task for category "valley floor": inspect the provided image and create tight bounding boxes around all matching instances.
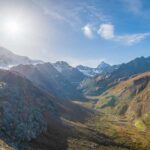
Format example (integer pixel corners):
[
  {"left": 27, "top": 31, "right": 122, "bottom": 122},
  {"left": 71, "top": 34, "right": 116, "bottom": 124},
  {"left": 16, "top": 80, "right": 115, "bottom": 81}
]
[
  {"left": 1, "top": 104, "right": 150, "bottom": 150},
  {"left": 1, "top": 111, "right": 150, "bottom": 150},
  {"left": 65, "top": 111, "right": 150, "bottom": 150}
]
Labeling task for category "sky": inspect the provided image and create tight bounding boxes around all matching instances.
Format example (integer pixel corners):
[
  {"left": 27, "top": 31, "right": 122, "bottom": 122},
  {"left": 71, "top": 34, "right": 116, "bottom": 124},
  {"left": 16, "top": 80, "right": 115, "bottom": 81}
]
[{"left": 0, "top": 0, "right": 150, "bottom": 67}]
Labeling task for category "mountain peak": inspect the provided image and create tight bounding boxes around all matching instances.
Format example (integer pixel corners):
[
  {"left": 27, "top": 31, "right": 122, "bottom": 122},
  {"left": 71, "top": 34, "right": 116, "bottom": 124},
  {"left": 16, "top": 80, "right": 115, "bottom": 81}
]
[
  {"left": 0, "top": 47, "right": 43, "bottom": 68},
  {"left": 97, "top": 61, "right": 110, "bottom": 69},
  {"left": 76, "top": 65, "right": 91, "bottom": 70},
  {"left": 0, "top": 47, "right": 14, "bottom": 55},
  {"left": 55, "top": 61, "right": 70, "bottom": 67},
  {"left": 76, "top": 62, "right": 114, "bottom": 77},
  {"left": 53, "top": 61, "right": 72, "bottom": 72}
]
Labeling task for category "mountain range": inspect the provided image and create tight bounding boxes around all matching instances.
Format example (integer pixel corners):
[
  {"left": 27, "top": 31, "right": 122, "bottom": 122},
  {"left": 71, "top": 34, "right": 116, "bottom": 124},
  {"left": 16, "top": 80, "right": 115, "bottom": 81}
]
[
  {"left": 0, "top": 47, "right": 150, "bottom": 150},
  {"left": 80, "top": 56, "right": 150, "bottom": 96},
  {"left": 0, "top": 47, "right": 114, "bottom": 78},
  {"left": 11, "top": 63, "right": 83, "bottom": 100}
]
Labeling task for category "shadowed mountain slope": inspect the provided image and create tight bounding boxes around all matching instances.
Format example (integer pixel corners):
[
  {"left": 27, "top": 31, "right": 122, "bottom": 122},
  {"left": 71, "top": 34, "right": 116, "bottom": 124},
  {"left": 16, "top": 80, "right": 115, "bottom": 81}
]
[
  {"left": 11, "top": 63, "right": 83, "bottom": 100},
  {"left": 53, "top": 61, "right": 86, "bottom": 86},
  {"left": 0, "top": 69, "right": 94, "bottom": 149}
]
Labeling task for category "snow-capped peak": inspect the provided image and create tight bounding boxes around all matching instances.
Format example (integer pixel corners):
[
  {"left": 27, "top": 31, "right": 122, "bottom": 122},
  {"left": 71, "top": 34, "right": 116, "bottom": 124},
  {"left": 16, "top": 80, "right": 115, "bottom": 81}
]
[
  {"left": 76, "top": 62, "right": 113, "bottom": 77},
  {"left": 53, "top": 61, "right": 72, "bottom": 72}
]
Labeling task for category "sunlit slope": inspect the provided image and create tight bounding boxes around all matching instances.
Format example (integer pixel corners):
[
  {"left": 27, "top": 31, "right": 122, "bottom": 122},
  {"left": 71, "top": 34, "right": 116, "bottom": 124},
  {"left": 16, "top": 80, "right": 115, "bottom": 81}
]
[
  {"left": 95, "top": 72, "right": 150, "bottom": 128},
  {"left": 0, "top": 140, "right": 14, "bottom": 150}
]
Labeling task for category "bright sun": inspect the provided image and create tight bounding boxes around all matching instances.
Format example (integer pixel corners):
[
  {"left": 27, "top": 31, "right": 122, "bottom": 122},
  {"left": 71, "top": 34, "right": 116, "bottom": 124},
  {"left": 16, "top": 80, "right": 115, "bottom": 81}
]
[{"left": 4, "top": 18, "right": 24, "bottom": 37}]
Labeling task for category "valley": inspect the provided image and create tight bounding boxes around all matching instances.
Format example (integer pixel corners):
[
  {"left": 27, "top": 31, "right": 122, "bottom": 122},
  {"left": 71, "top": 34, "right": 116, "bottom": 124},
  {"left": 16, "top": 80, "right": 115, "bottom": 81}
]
[
  {"left": 0, "top": 48, "right": 150, "bottom": 150},
  {"left": 76, "top": 72, "right": 150, "bottom": 150}
]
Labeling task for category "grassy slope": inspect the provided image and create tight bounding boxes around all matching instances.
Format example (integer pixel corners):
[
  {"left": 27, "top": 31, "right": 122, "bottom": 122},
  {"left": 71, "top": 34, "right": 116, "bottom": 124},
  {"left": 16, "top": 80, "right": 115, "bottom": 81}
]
[
  {"left": 73, "top": 72, "right": 150, "bottom": 150},
  {"left": 65, "top": 111, "right": 150, "bottom": 150},
  {"left": 0, "top": 140, "right": 14, "bottom": 150},
  {"left": 95, "top": 72, "right": 150, "bottom": 119}
]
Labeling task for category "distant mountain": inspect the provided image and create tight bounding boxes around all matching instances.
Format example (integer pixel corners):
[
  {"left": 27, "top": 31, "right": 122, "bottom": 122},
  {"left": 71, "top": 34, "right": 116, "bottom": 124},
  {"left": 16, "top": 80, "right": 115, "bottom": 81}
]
[
  {"left": 11, "top": 63, "right": 83, "bottom": 100},
  {"left": 0, "top": 47, "right": 42, "bottom": 68},
  {"left": 76, "top": 65, "right": 98, "bottom": 77},
  {"left": 97, "top": 61, "right": 111, "bottom": 70},
  {"left": 95, "top": 72, "right": 150, "bottom": 130},
  {"left": 53, "top": 61, "right": 86, "bottom": 86},
  {"left": 76, "top": 61, "right": 118, "bottom": 77},
  {"left": 80, "top": 57, "right": 150, "bottom": 96},
  {"left": 108, "top": 56, "right": 150, "bottom": 80},
  {"left": 53, "top": 61, "right": 72, "bottom": 72}
]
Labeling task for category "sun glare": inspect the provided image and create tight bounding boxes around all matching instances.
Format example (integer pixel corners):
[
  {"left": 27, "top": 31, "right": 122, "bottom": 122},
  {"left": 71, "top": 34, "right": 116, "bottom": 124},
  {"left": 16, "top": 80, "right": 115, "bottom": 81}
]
[{"left": 4, "top": 18, "right": 24, "bottom": 37}]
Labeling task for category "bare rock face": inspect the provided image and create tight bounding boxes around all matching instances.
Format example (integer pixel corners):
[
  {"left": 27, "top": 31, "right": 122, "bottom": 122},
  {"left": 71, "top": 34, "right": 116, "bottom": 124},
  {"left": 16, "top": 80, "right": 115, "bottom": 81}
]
[{"left": 0, "top": 70, "right": 59, "bottom": 141}]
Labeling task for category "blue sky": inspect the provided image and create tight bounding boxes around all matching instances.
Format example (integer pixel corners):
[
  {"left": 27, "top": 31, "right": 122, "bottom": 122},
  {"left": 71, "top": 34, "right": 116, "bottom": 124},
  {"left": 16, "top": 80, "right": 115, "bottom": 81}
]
[{"left": 0, "top": 0, "right": 150, "bottom": 67}]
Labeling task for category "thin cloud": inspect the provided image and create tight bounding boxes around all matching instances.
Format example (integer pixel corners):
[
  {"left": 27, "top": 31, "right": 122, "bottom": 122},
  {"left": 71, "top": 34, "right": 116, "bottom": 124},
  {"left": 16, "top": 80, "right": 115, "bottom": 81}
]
[
  {"left": 116, "top": 33, "right": 150, "bottom": 45},
  {"left": 97, "top": 23, "right": 150, "bottom": 45},
  {"left": 123, "top": 0, "right": 150, "bottom": 19},
  {"left": 98, "top": 24, "right": 114, "bottom": 39},
  {"left": 34, "top": 0, "right": 109, "bottom": 29},
  {"left": 123, "top": 0, "right": 142, "bottom": 14},
  {"left": 82, "top": 24, "right": 94, "bottom": 39}
]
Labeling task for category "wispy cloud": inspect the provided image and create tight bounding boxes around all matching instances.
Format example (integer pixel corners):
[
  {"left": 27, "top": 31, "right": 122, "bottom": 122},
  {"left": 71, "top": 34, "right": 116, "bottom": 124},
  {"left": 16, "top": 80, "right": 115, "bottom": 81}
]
[
  {"left": 82, "top": 24, "right": 94, "bottom": 39},
  {"left": 123, "top": 0, "right": 142, "bottom": 14},
  {"left": 39, "top": 7, "right": 80, "bottom": 29},
  {"left": 97, "top": 24, "right": 114, "bottom": 39},
  {"left": 116, "top": 33, "right": 150, "bottom": 45},
  {"left": 33, "top": 0, "right": 109, "bottom": 29},
  {"left": 123, "top": 0, "right": 150, "bottom": 19},
  {"left": 97, "top": 23, "right": 150, "bottom": 45}
]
